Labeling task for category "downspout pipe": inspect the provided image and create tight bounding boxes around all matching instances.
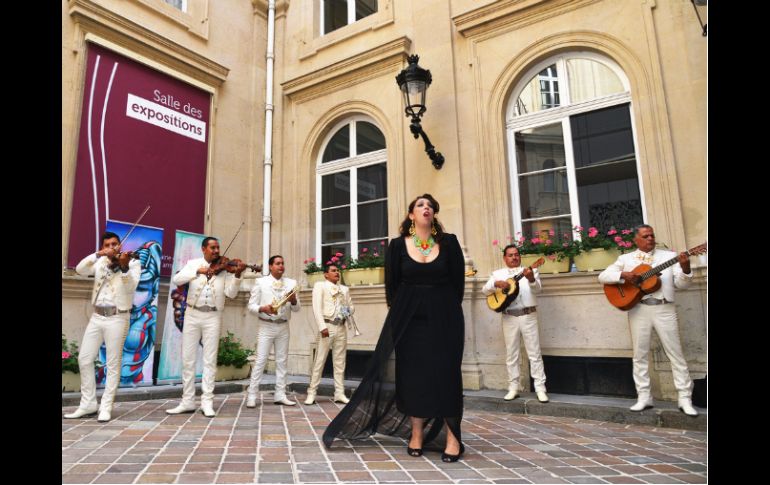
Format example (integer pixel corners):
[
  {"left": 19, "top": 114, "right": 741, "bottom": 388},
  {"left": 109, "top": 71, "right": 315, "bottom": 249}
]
[{"left": 261, "top": 0, "right": 276, "bottom": 274}]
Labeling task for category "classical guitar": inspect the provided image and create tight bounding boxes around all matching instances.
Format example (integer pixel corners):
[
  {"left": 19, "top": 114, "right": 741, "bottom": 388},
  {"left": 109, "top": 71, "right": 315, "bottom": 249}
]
[
  {"left": 486, "top": 257, "right": 545, "bottom": 312},
  {"left": 603, "top": 243, "right": 707, "bottom": 311}
]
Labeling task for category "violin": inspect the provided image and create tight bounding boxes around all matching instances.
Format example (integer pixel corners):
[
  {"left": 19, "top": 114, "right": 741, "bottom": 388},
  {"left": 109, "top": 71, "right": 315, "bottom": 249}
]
[
  {"left": 207, "top": 256, "right": 262, "bottom": 279},
  {"left": 107, "top": 248, "right": 140, "bottom": 272}
]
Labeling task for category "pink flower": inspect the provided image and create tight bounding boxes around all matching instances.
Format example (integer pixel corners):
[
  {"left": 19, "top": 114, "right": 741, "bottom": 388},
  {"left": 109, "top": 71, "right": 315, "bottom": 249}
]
[
  {"left": 492, "top": 240, "right": 499, "bottom": 246},
  {"left": 622, "top": 229, "right": 632, "bottom": 235},
  {"left": 362, "top": 248, "right": 368, "bottom": 253},
  {"left": 546, "top": 239, "right": 552, "bottom": 245},
  {"left": 531, "top": 238, "right": 541, "bottom": 244},
  {"left": 326, "top": 260, "right": 332, "bottom": 265},
  {"left": 614, "top": 236, "right": 623, "bottom": 243},
  {"left": 331, "top": 256, "right": 339, "bottom": 263},
  {"left": 303, "top": 259, "right": 308, "bottom": 264},
  {"left": 341, "top": 264, "right": 347, "bottom": 269},
  {"left": 588, "top": 227, "right": 599, "bottom": 237},
  {"left": 549, "top": 229, "right": 555, "bottom": 236},
  {"left": 563, "top": 242, "right": 569, "bottom": 247},
  {"left": 607, "top": 229, "right": 618, "bottom": 235},
  {"left": 575, "top": 226, "right": 584, "bottom": 232},
  {"left": 62, "top": 351, "right": 71, "bottom": 359},
  {"left": 335, "top": 252, "right": 343, "bottom": 258},
  {"left": 380, "top": 241, "right": 386, "bottom": 246},
  {"left": 373, "top": 252, "right": 379, "bottom": 257},
  {"left": 309, "top": 257, "right": 315, "bottom": 261},
  {"left": 518, "top": 236, "right": 525, "bottom": 243}
]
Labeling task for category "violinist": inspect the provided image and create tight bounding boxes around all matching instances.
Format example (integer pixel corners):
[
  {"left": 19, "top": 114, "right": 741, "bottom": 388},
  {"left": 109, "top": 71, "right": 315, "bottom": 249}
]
[
  {"left": 166, "top": 237, "right": 246, "bottom": 418},
  {"left": 64, "top": 232, "right": 141, "bottom": 423}
]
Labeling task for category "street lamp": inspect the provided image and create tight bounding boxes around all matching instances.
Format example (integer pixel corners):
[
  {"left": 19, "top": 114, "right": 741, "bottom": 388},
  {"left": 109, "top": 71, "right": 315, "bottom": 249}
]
[{"left": 396, "top": 54, "right": 445, "bottom": 170}]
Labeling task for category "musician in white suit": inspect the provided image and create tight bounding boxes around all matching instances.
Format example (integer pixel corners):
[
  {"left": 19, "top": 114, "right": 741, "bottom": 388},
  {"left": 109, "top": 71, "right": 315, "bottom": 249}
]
[
  {"left": 305, "top": 264, "right": 354, "bottom": 405},
  {"left": 64, "top": 232, "right": 141, "bottom": 423},
  {"left": 482, "top": 244, "right": 549, "bottom": 403},
  {"left": 166, "top": 237, "right": 245, "bottom": 418},
  {"left": 598, "top": 224, "right": 698, "bottom": 416},
  {"left": 246, "top": 255, "right": 300, "bottom": 407}
]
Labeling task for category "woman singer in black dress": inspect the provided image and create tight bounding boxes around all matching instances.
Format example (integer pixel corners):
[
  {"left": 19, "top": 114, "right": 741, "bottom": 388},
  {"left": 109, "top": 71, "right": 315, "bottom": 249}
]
[{"left": 322, "top": 193, "right": 465, "bottom": 462}]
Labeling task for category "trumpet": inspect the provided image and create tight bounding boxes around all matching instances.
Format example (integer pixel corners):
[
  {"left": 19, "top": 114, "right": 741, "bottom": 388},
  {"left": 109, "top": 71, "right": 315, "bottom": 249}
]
[
  {"left": 346, "top": 314, "right": 362, "bottom": 337},
  {"left": 271, "top": 285, "right": 299, "bottom": 312}
]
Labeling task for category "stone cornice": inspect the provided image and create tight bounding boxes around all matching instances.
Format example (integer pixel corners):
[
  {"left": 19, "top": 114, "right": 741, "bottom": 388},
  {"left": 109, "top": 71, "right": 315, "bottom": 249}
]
[
  {"left": 69, "top": 0, "right": 229, "bottom": 86},
  {"left": 453, "top": 0, "right": 601, "bottom": 40},
  {"left": 281, "top": 36, "right": 411, "bottom": 103}
]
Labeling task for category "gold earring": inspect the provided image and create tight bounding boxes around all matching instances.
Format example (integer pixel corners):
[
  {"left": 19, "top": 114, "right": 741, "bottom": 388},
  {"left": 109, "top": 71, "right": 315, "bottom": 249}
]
[
  {"left": 431, "top": 220, "right": 438, "bottom": 236},
  {"left": 409, "top": 220, "right": 416, "bottom": 236}
]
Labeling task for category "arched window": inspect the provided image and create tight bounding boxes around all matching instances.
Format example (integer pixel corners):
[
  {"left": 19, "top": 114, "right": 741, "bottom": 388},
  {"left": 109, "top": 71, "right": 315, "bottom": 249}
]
[
  {"left": 317, "top": 117, "right": 387, "bottom": 265},
  {"left": 506, "top": 53, "right": 644, "bottom": 240}
]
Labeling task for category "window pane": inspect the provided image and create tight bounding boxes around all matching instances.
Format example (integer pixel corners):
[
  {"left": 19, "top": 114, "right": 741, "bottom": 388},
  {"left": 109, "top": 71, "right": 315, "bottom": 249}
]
[
  {"left": 515, "top": 123, "right": 566, "bottom": 173},
  {"left": 322, "top": 207, "right": 350, "bottom": 244},
  {"left": 358, "top": 238, "right": 387, "bottom": 255},
  {"left": 570, "top": 104, "right": 635, "bottom": 168},
  {"left": 355, "top": 0, "right": 378, "bottom": 20},
  {"left": 518, "top": 170, "right": 571, "bottom": 219},
  {"left": 321, "top": 172, "right": 350, "bottom": 208},
  {"left": 322, "top": 124, "right": 350, "bottom": 163},
  {"left": 164, "top": 0, "right": 185, "bottom": 11},
  {"left": 356, "top": 121, "right": 385, "bottom": 154},
  {"left": 515, "top": 64, "right": 559, "bottom": 116},
  {"left": 567, "top": 58, "right": 625, "bottom": 104},
  {"left": 357, "top": 201, "right": 387, "bottom": 240},
  {"left": 571, "top": 105, "right": 642, "bottom": 231},
  {"left": 324, "top": 0, "right": 349, "bottom": 34},
  {"left": 357, "top": 163, "right": 387, "bottom": 201},
  {"left": 522, "top": 217, "right": 572, "bottom": 242},
  {"left": 322, "top": 244, "right": 350, "bottom": 266}
]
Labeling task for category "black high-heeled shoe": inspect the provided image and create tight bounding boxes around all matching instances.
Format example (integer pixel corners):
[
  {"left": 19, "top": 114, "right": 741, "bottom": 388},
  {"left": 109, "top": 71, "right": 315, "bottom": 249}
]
[
  {"left": 406, "top": 446, "right": 423, "bottom": 457},
  {"left": 441, "top": 443, "right": 465, "bottom": 462}
]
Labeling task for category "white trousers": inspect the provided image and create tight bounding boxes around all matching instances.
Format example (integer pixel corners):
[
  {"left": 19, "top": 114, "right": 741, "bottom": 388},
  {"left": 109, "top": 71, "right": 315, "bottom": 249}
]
[
  {"left": 502, "top": 312, "right": 546, "bottom": 392},
  {"left": 78, "top": 312, "right": 130, "bottom": 412},
  {"left": 629, "top": 303, "right": 693, "bottom": 399},
  {"left": 307, "top": 324, "right": 347, "bottom": 395},
  {"left": 181, "top": 309, "right": 221, "bottom": 408},
  {"left": 247, "top": 321, "right": 290, "bottom": 401}
]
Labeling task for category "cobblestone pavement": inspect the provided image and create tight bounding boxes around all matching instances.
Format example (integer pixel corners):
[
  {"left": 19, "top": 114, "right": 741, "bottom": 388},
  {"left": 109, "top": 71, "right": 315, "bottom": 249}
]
[{"left": 63, "top": 392, "right": 706, "bottom": 484}]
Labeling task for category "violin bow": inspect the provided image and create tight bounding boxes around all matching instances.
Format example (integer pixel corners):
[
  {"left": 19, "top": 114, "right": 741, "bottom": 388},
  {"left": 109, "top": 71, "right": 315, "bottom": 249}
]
[
  {"left": 119, "top": 205, "right": 151, "bottom": 249},
  {"left": 220, "top": 222, "right": 245, "bottom": 258}
]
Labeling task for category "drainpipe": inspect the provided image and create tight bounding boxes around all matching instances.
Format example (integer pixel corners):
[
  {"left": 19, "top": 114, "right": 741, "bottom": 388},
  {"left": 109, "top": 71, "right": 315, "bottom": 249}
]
[{"left": 261, "top": 0, "right": 276, "bottom": 274}]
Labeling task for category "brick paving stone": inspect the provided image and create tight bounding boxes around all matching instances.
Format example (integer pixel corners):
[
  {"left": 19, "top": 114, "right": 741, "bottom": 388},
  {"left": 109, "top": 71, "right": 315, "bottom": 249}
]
[{"left": 62, "top": 393, "right": 705, "bottom": 484}]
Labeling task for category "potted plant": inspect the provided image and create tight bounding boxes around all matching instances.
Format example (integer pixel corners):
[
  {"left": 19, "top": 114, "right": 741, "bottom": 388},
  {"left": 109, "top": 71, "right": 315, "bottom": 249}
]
[
  {"left": 341, "top": 242, "right": 386, "bottom": 285},
  {"left": 512, "top": 231, "right": 572, "bottom": 274},
  {"left": 216, "top": 331, "right": 254, "bottom": 381},
  {"left": 572, "top": 226, "right": 636, "bottom": 271},
  {"left": 302, "top": 257, "right": 325, "bottom": 287},
  {"left": 62, "top": 334, "right": 80, "bottom": 392}
]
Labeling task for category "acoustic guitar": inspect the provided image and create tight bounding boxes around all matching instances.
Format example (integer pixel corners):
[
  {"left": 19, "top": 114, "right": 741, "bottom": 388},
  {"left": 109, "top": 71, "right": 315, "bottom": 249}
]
[
  {"left": 486, "top": 257, "right": 545, "bottom": 312},
  {"left": 603, "top": 243, "right": 707, "bottom": 311}
]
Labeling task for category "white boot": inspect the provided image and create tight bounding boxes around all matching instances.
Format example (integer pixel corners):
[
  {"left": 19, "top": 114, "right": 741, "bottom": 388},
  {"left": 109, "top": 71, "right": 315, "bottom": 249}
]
[
  {"left": 678, "top": 397, "right": 698, "bottom": 416},
  {"left": 503, "top": 387, "right": 518, "bottom": 401},
  {"left": 64, "top": 405, "right": 97, "bottom": 419},
  {"left": 166, "top": 403, "right": 196, "bottom": 415},
  {"left": 200, "top": 404, "right": 216, "bottom": 417},
  {"left": 246, "top": 395, "right": 258, "bottom": 408},
  {"left": 304, "top": 392, "right": 316, "bottom": 405},
  {"left": 334, "top": 392, "right": 350, "bottom": 404},
  {"left": 97, "top": 409, "right": 112, "bottom": 422},
  {"left": 629, "top": 395, "right": 654, "bottom": 412},
  {"left": 536, "top": 391, "right": 549, "bottom": 403}
]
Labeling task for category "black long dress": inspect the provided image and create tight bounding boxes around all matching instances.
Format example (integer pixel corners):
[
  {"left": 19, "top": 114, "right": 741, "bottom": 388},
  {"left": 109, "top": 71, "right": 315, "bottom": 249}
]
[{"left": 322, "top": 233, "right": 465, "bottom": 450}]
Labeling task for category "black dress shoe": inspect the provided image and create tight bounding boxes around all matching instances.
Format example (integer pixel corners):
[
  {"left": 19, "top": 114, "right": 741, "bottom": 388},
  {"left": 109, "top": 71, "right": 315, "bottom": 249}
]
[
  {"left": 407, "top": 446, "right": 423, "bottom": 457},
  {"left": 441, "top": 444, "right": 465, "bottom": 463}
]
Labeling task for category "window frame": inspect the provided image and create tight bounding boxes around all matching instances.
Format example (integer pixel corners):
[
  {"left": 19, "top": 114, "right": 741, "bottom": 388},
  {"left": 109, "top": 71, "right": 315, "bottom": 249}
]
[
  {"left": 316, "top": 115, "right": 387, "bottom": 264},
  {"left": 320, "top": 0, "right": 378, "bottom": 36},
  {"left": 505, "top": 52, "right": 646, "bottom": 238}
]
